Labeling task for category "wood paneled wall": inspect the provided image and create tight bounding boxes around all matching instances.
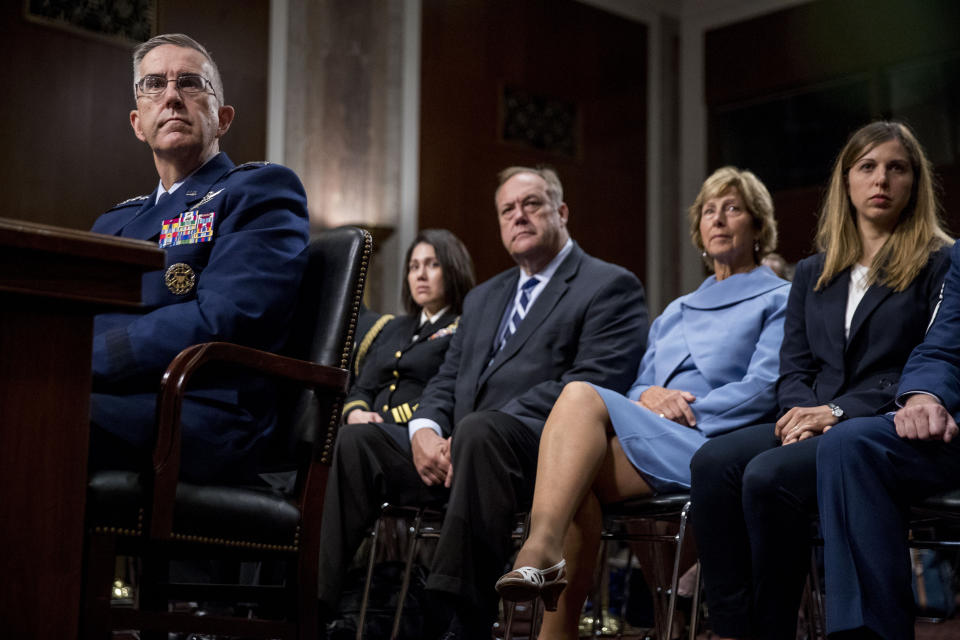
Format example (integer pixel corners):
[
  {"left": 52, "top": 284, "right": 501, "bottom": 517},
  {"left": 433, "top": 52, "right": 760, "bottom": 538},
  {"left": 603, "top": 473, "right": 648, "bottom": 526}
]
[
  {"left": 418, "top": 0, "right": 647, "bottom": 284},
  {"left": 705, "top": 0, "right": 960, "bottom": 263},
  {"left": 0, "top": 1, "right": 269, "bottom": 231}
]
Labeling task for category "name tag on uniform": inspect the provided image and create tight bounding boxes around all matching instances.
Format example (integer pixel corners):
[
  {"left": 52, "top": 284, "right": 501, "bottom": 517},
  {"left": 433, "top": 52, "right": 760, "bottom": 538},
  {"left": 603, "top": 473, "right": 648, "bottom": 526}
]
[{"left": 159, "top": 210, "right": 216, "bottom": 248}]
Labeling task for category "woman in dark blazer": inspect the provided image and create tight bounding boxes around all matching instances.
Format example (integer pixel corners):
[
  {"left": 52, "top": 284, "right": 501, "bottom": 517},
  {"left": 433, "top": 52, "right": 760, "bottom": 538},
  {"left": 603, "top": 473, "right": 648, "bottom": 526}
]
[
  {"left": 689, "top": 121, "right": 953, "bottom": 640},
  {"left": 342, "top": 229, "right": 474, "bottom": 447}
]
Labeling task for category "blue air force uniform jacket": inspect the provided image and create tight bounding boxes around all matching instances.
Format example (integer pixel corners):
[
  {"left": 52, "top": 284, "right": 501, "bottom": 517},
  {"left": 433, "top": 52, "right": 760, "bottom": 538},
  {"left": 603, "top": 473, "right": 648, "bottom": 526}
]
[{"left": 89, "top": 152, "right": 310, "bottom": 482}]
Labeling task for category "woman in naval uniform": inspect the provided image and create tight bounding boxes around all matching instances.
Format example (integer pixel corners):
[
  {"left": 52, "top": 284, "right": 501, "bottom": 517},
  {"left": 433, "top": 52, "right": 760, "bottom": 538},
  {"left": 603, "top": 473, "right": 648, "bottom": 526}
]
[{"left": 342, "top": 229, "right": 474, "bottom": 445}]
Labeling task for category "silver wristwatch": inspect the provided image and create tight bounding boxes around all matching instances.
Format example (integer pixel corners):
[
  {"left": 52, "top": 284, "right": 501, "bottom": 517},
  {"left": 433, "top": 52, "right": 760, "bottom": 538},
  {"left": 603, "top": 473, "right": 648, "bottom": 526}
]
[{"left": 827, "top": 402, "right": 844, "bottom": 419}]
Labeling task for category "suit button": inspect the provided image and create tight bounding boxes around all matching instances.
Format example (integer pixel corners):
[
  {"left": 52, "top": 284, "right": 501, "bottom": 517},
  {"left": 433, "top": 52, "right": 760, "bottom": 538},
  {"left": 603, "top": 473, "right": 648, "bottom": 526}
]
[
  {"left": 382, "top": 405, "right": 389, "bottom": 412},
  {"left": 392, "top": 370, "right": 399, "bottom": 378},
  {"left": 390, "top": 384, "right": 396, "bottom": 391},
  {"left": 395, "top": 350, "right": 402, "bottom": 358}
]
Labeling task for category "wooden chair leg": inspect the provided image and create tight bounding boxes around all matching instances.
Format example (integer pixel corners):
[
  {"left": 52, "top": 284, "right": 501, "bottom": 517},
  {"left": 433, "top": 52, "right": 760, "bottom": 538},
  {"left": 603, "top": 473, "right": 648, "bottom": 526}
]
[
  {"left": 298, "top": 553, "right": 320, "bottom": 640},
  {"left": 139, "top": 550, "right": 169, "bottom": 640},
  {"left": 81, "top": 532, "right": 118, "bottom": 640}
]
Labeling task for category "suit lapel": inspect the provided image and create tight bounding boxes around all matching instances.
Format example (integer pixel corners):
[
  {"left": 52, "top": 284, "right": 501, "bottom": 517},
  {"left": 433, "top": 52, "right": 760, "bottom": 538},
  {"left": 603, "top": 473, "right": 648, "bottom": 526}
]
[
  {"left": 471, "top": 272, "right": 519, "bottom": 388},
  {"left": 846, "top": 282, "right": 893, "bottom": 351},
  {"left": 817, "top": 271, "right": 849, "bottom": 361},
  {"left": 414, "top": 309, "right": 457, "bottom": 344},
  {"left": 481, "top": 246, "right": 582, "bottom": 384},
  {"left": 120, "top": 190, "right": 184, "bottom": 240},
  {"left": 97, "top": 191, "right": 158, "bottom": 236}
]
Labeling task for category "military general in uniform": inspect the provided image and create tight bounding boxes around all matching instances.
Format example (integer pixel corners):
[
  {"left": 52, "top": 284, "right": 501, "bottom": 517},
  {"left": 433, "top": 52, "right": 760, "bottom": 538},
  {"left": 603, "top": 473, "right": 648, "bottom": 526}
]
[{"left": 88, "top": 33, "right": 309, "bottom": 483}]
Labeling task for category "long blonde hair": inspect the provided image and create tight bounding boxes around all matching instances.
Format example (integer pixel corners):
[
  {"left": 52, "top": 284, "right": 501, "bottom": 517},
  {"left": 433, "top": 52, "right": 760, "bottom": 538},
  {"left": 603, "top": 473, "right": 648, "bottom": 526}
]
[{"left": 815, "top": 121, "right": 951, "bottom": 291}]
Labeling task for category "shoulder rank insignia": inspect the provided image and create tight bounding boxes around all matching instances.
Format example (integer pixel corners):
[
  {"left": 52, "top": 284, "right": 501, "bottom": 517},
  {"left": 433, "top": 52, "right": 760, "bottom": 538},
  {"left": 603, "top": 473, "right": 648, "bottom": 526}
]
[
  {"left": 111, "top": 194, "right": 150, "bottom": 209},
  {"left": 227, "top": 161, "right": 271, "bottom": 176},
  {"left": 428, "top": 318, "right": 459, "bottom": 341},
  {"left": 193, "top": 187, "right": 224, "bottom": 208},
  {"left": 164, "top": 263, "right": 196, "bottom": 295}
]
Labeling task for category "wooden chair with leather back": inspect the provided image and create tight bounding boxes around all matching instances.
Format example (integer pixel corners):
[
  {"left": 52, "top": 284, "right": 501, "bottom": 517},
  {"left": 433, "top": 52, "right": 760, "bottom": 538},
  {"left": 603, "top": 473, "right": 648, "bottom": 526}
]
[{"left": 81, "top": 226, "right": 372, "bottom": 640}]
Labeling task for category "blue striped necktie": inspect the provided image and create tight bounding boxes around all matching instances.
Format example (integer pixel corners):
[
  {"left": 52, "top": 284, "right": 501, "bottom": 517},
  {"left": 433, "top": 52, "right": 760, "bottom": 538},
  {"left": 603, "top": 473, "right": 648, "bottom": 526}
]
[{"left": 498, "top": 276, "right": 539, "bottom": 351}]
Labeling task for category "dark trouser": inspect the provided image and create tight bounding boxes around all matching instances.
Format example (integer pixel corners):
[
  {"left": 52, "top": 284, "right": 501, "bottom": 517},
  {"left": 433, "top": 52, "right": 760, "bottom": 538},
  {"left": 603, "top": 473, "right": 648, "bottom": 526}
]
[
  {"left": 426, "top": 411, "right": 539, "bottom": 616},
  {"left": 317, "top": 411, "right": 539, "bottom": 637},
  {"left": 316, "top": 420, "right": 446, "bottom": 610},
  {"left": 690, "top": 423, "right": 819, "bottom": 640},
  {"left": 90, "top": 390, "right": 266, "bottom": 484},
  {"left": 817, "top": 415, "right": 960, "bottom": 639}
]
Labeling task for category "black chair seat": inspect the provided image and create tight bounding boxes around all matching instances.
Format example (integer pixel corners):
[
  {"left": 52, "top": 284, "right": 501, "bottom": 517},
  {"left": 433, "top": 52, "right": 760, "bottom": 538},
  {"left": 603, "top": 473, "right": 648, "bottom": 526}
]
[
  {"left": 588, "top": 493, "right": 698, "bottom": 640},
  {"left": 88, "top": 470, "right": 301, "bottom": 548},
  {"left": 915, "top": 488, "right": 960, "bottom": 514},
  {"left": 603, "top": 493, "right": 692, "bottom": 520},
  {"left": 82, "top": 227, "right": 371, "bottom": 640}
]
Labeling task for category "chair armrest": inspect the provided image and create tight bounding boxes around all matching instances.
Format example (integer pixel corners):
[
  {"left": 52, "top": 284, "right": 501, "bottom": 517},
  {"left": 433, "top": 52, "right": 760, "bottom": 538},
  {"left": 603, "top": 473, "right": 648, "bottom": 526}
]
[{"left": 149, "top": 341, "right": 349, "bottom": 538}]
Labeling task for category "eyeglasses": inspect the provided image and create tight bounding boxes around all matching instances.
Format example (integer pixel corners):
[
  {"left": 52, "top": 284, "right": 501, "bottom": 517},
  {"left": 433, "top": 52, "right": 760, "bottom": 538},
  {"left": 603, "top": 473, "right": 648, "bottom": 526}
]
[{"left": 135, "top": 74, "right": 216, "bottom": 98}]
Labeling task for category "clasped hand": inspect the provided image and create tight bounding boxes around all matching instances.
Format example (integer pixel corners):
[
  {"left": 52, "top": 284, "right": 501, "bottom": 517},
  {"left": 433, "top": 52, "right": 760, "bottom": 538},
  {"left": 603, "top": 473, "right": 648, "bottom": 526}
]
[
  {"left": 638, "top": 385, "right": 697, "bottom": 427},
  {"left": 346, "top": 409, "right": 383, "bottom": 424},
  {"left": 411, "top": 428, "right": 453, "bottom": 487},
  {"left": 895, "top": 394, "right": 958, "bottom": 442},
  {"left": 775, "top": 405, "right": 838, "bottom": 445}
]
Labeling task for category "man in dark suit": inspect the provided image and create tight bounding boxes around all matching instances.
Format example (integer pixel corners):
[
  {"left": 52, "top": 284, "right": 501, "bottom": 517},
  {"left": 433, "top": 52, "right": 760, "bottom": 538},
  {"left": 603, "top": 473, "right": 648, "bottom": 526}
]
[
  {"left": 318, "top": 166, "right": 647, "bottom": 638},
  {"left": 817, "top": 241, "right": 960, "bottom": 639},
  {"left": 89, "top": 33, "right": 310, "bottom": 483}
]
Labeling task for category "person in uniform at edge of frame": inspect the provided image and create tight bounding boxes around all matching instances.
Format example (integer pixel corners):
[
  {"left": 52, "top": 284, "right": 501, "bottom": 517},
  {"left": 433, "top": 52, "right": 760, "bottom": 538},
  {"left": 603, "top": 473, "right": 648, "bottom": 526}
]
[
  {"left": 317, "top": 166, "right": 648, "bottom": 639},
  {"left": 88, "top": 33, "right": 309, "bottom": 483}
]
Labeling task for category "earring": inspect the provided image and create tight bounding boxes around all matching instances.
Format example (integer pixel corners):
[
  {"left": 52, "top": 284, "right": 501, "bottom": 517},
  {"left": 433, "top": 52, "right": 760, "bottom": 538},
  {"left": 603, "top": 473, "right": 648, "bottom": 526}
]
[
  {"left": 701, "top": 251, "right": 707, "bottom": 258},
  {"left": 754, "top": 241, "right": 760, "bottom": 252}
]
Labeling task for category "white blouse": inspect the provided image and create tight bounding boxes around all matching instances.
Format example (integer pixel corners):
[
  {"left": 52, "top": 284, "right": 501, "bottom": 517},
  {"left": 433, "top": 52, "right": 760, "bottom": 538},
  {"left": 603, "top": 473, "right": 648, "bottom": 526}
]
[{"left": 844, "top": 264, "right": 870, "bottom": 339}]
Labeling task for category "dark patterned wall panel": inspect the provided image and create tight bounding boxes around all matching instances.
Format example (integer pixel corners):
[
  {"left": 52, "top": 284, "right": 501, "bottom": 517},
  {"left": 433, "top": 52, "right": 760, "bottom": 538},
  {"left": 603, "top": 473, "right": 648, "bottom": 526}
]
[{"left": 419, "top": 0, "right": 647, "bottom": 284}]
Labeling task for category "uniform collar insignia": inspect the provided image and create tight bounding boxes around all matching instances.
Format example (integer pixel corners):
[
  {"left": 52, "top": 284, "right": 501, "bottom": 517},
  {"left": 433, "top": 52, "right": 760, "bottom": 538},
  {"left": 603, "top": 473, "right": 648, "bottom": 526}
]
[{"left": 191, "top": 187, "right": 225, "bottom": 208}]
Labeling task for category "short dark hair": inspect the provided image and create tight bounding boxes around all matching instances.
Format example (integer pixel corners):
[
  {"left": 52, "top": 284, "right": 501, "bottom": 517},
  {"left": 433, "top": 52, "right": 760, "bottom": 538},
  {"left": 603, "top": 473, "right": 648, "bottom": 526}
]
[
  {"left": 132, "top": 33, "right": 224, "bottom": 103},
  {"left": 401, "top": 229, "right": 475, "bottom": 315}
]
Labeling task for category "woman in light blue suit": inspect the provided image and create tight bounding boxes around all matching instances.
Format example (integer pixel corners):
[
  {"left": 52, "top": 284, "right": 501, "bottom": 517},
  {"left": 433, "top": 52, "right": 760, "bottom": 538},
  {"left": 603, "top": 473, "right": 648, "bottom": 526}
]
[
  {"left": 610, "top": 264, "right": 789, "bottom": 492},
  {"left": 495, "top": 167, "right": 790, "bottom": 638}
]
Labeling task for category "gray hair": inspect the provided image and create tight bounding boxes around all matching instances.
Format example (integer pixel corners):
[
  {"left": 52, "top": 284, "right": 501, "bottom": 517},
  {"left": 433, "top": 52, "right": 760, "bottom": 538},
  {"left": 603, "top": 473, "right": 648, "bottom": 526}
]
[
  {"left": 132, "top": 33, "right": 224, "bottom": 103},
  {"left": 495, "top": 166, "right": 564, "bottom": 209}
]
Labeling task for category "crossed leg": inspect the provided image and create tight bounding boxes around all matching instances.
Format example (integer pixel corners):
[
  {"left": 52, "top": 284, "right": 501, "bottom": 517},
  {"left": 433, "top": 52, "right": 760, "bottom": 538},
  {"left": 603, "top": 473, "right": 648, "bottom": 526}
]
[{"left": 509, "top": 381, "right": 654, "bottom": 639}]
